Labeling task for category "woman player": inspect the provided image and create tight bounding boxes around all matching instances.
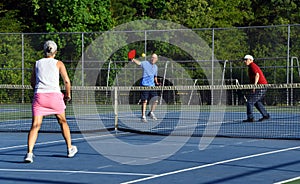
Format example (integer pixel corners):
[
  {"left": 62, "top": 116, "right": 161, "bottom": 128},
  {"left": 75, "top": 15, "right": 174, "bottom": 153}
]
[{"left": 24, "top": 40, "right": 77, "bottom": 163}]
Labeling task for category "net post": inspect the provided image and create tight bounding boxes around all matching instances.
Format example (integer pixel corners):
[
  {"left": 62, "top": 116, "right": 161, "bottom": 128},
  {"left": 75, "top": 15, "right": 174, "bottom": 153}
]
[
  {"left": 219, "top": 60, "right": 228, "bottom": 105},
  {"left": 291, "top": 57, "right": 299, "bottom": 106},
  {"left": 160, "top": 60, "right": 170, "bottom": 105},
  {"left": 114, "top": 86, "right": 118, "bottom": 133},
  {"left": 188, "top": 79, "right": 198, "bottom": 105},
  {"left": 106, "top": 60, "right": 112, "bottom": 104}
]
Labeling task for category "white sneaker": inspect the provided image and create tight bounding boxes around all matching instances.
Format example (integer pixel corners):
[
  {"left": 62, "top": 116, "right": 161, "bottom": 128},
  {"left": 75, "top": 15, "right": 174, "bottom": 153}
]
[
  {"left": 141, "top": 116, "right": 147, "bottom": 123},
  {"left": 24, "top": 153, "right": 34, "bottom": 163},
  {"left": 67, "top": 145, "right": 78, "bottom": 158},
  {"left": 148, "top": 112, "right": 157, "bottom": 120}
]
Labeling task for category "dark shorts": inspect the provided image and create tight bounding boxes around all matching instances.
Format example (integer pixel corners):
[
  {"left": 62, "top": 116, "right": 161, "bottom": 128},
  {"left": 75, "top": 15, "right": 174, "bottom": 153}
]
[{"left": 141, "top": 90, "right": 159, "bottom": 102}]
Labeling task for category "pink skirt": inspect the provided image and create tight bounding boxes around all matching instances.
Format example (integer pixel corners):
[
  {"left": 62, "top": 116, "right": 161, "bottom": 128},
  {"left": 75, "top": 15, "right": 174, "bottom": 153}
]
[{"left": 32, "top": 93, "right": 66, "bottom": 116}]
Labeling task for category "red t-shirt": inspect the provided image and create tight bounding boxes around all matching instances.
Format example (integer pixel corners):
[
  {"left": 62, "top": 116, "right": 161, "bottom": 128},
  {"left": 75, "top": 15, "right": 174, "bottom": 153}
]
[{"left": 248, "top": 62, "right": 268, "bottom": 84}]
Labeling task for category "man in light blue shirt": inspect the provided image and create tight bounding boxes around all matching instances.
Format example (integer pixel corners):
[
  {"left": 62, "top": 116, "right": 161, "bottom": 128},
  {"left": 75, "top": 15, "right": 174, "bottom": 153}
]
[{"left": 132, "top": 53, "right": 160, "bottom": 122}]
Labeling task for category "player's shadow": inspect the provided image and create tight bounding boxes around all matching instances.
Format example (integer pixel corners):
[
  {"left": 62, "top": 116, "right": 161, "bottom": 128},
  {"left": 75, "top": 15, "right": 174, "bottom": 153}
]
[
  {"left": 0, "top": 153, "right": 28, "bottom": 164},
  {"left": 51, "top": 154, "right": 68, "bottom": 158},
  {"left": 0, "top": 159, "right": 25, "bottom": 164}
]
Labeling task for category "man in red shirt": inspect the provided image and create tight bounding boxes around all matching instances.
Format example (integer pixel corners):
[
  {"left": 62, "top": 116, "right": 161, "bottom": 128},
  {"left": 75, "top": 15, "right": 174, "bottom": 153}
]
[{"left": 243, "top": 55, "right": 270, "bottom": 122}]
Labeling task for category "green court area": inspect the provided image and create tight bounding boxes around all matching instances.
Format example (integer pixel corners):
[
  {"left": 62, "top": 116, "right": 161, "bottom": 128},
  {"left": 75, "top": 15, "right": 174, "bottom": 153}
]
[{"left": 275, "top": 177, "right": 300, "bottom": 184}]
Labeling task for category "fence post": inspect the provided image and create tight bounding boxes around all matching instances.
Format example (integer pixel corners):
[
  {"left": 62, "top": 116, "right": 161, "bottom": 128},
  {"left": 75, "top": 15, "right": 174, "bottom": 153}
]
[
  {"left": 287, "top": 25, "right": 290, "bottom": 106},
  {"left": 81, "top": 33, "right": 84, "bottom": 86},
  {"left": 144, "top": 30, "right": 147, "bottom": 58},
  {"left": 22, "top": 33, "right": 25, "bottom": 103},
  {"left": 114, "top": 86, "right": 118, "bottom": 132},
  {"left": 211, "top": 28, "right": 215, "bottom": 105}
]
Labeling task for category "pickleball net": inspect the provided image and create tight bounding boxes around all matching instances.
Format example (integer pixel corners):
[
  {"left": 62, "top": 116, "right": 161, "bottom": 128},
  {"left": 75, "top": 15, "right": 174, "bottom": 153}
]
[{"left": 0, "top": 84, "right": 299, "bottom": 139}]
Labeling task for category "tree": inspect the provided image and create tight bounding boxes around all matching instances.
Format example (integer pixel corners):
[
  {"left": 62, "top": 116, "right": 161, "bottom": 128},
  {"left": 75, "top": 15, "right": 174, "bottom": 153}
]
[
  {"left": 111, "top": 0, "right": 167, "bottom": 25},
  {"left": 0, "top": 10, "right": 34, "bottom": 85},
  {"left": 160, "top": 0, "right": 253, "bottom": 28},
  {"left": 2, "top": 0, "right": 114, "bottom": 33},
  {"left": 250, "top": 0, "right": 300, "bottom": 26},
  {"left": 0, "top": 10, "right": 35, "bottom": 102}
]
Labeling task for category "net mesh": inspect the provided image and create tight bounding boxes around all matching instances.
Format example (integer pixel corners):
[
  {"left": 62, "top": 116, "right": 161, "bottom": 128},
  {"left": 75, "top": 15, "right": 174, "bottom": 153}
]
[{"left": 0, "top": 84, "right": 299, "bottom": 139}]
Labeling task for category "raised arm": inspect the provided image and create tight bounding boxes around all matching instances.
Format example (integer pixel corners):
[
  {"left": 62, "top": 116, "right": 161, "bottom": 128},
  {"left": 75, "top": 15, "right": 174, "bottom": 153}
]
[{"left": 131, "top": 58, "right": 141, "bottom": 65}]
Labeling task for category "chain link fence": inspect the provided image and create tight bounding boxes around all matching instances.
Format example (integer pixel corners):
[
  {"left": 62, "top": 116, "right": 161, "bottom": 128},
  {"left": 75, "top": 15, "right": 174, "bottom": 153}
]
[{"left": 1, "top": 24, "right": 300, "bottom": 89}]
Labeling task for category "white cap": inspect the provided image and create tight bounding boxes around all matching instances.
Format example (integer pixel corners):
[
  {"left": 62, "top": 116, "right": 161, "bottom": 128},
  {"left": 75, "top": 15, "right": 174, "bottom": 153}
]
[
  {"left": 243, "top": 55, "right": 254, "bottom": 60},
  {"left": 44, "top": 40, "right": 57, "bottom": 54}
]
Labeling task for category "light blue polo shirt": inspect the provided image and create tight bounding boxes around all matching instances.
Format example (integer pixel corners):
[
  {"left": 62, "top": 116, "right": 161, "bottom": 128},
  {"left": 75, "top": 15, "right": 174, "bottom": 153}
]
[{"left": 140, "top": 61, "right": 158, "bottom": 86}]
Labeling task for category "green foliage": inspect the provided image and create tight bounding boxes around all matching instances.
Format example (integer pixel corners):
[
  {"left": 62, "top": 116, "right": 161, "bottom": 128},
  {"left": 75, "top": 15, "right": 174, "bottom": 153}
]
[
  {"left": 161, "top": 0, "right": 253, "bottom": 28},
  {"left": 161, "top": 0, "right": 210, "bottom": 28},
  {"left": 0, "top": 10, "right": 34, "bottom": 86},
  {"left": 0, "top": 10, "right": 25, "bottom": 33},
  {"left": 0, "top": 34, "right": 34, "bottom": 85},
  {"left": 250, "top": 0, "right": 300, "bottom": 25},
  {"left": 0, "top": 33, "right": 36, "bottom": 103},
  {"left": 111, "top": 0, "right": 167, "bottom": 24},
  {"left": 29, "top": 0, "right": 113, "bottom": 32}
]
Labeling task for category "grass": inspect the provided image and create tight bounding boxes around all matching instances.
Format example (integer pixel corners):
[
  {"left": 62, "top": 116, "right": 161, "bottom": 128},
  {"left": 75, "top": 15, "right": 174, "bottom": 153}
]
[{"left": 274, "top": 177, "right": 300, "bottom": 184}]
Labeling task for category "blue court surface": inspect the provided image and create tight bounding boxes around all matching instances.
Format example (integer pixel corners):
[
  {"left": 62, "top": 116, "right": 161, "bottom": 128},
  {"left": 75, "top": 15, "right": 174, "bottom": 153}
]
[{"left": 0, "top": 131, "right": 300, "bottom": 184}]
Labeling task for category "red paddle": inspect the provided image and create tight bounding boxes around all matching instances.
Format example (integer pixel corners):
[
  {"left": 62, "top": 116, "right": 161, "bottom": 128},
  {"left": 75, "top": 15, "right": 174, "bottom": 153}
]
[{"left": 128, "top": 49, "right": 136, "bottom": 60}]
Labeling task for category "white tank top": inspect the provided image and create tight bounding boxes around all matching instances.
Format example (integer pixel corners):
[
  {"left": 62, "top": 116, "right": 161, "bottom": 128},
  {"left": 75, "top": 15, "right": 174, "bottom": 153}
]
[{"left": 34, "top": 58, "right": 60, "bottom": 93}]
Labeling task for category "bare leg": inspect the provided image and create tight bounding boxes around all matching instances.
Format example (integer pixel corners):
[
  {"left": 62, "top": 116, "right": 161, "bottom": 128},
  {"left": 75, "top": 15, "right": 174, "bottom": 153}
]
[
  {"left": 27, "top": 116, "right": 43, "bottom": 153},
  {"left": 142, "top": 100, "right": 147, "bottom": 117},
  {"left": 150, "top": 101, "right": 158, "bottom": 112},
  {"left": 55, "top": 112, "right": 72, "bottom": 149}
]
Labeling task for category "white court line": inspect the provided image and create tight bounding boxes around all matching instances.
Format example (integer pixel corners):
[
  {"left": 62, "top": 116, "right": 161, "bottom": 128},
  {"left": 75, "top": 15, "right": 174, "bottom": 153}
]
[
  {"left": 274, "top": 176, "right": 300, "bottom": 184},
  {"left": 122, "top": 145, "right": 300, "bottom": 184},
  {"left": 0, "top": 168, "right": 153, "bottom": 176}
]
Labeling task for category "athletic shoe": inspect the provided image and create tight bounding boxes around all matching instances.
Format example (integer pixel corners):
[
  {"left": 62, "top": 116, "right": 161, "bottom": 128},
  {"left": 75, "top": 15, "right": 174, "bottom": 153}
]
[
  {"left": 141, "top": 116, "right": 147, "bottom": 123},
  {"left": 147, "top": 112, "right": 157, "bottom": 120},
  {"left": 258, "top": 114, "right": 270, "bottom": 122},
  {"left": 243, "top": 118, "right": 254, "bottom": 122},
  {"left": 67, "top": 145, "right": 78, "bottom": 158},
  {"left": 24, "top": 153, "right": 34, "bottom": 163}
]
